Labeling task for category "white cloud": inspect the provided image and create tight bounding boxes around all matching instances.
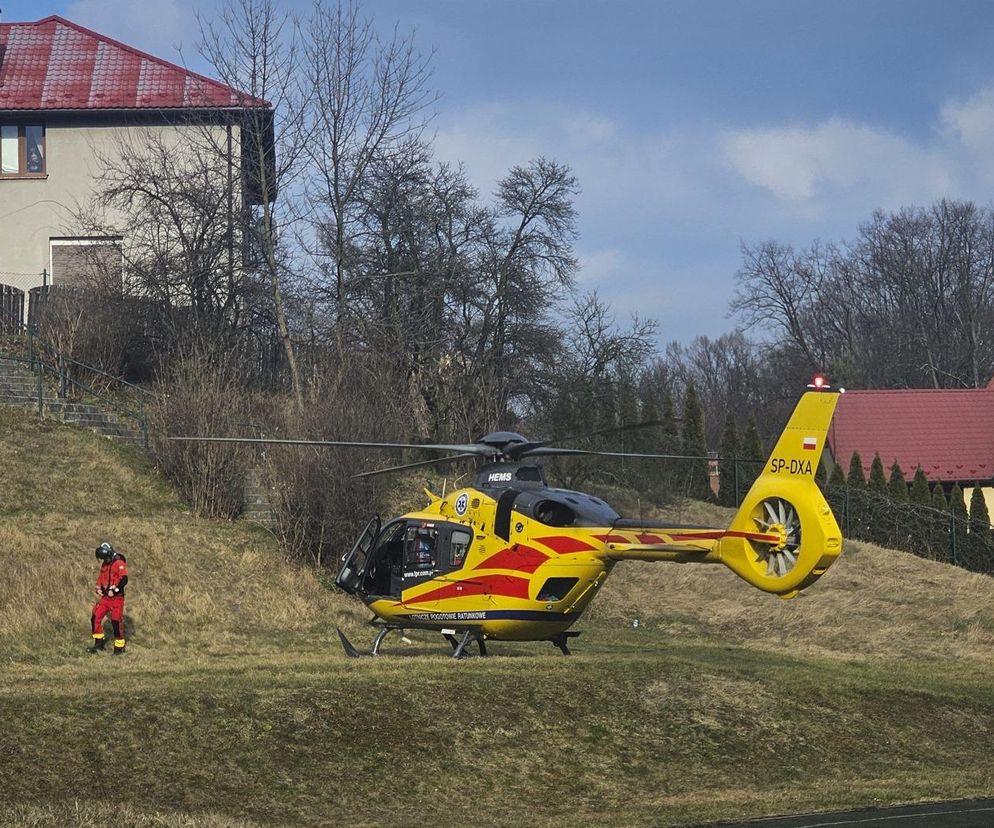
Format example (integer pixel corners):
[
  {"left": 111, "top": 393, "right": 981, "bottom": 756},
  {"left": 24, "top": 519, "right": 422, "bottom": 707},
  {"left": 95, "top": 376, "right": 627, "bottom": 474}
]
[
  {"left": 720, "top": 118, "right": 951, "bottom": 205},
  {"left": 66, "top": 0, "right": 198, "bottom": 65},
  {"left": 433, "top": 103, "right": 723, "bottom": 226},
  {"left": 432, "top": 104, "right": 805, "bottom": 343},
  {"left": 940, "top": 87, "right": 994, "bottom": 154}
]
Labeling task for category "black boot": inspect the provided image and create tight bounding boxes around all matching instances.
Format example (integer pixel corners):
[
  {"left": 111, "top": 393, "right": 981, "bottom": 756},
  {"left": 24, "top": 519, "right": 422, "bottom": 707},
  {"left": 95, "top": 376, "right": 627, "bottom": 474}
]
[
  {"left": 88, "top": 638, "right": 106, "bottom": 654},
  {"left": 112, "top": 645, "right": 126, "bottom": 656}
]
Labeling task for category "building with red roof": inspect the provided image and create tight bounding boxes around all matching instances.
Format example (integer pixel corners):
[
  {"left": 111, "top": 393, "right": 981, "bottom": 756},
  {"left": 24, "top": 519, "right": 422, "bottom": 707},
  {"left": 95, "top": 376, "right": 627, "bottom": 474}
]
[
  {"left": 0, "top": 15, "right": 271, "bottom": 318},
  {"left": 828, "top": 378, "right": 994, "bottom": 484}
]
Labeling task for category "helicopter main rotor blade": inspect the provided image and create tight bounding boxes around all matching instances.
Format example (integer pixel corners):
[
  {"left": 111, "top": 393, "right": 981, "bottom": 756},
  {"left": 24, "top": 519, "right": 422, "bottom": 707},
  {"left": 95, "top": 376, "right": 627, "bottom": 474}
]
[
  {"left": 523, "top": 447, "right": 714, "bottom": 461},
  {"left": 352, "top": 453, "right": 479, "bottom": 480},
  {"left": 511, "top": 418, "right": 670, "bottom": 458},
  {"left": 168, "top": 436, "right": 493, "bottom": 455}
]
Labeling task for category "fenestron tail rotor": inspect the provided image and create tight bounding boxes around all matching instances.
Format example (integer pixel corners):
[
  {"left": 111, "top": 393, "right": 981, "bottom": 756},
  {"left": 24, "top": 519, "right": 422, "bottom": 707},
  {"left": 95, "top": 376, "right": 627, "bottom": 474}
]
[
  {"left": 753, "top": 497, "right": 801, "bottom": 578},
  {"left": 716, "top": 385, "right": 843, "bottom": 597}
]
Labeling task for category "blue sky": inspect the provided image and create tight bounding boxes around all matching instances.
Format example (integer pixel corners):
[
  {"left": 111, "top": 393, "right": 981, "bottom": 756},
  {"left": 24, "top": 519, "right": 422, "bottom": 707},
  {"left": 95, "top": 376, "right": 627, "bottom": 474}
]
[{"left": 8, "top": 0, "right": 994, "bottom": 344}]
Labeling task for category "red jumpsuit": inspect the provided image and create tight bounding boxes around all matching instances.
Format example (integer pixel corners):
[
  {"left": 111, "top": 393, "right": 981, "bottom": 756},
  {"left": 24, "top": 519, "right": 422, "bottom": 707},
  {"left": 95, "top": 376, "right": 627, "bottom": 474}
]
[{"left": 91, "top": 554, "right": 128, "bottom": 651}]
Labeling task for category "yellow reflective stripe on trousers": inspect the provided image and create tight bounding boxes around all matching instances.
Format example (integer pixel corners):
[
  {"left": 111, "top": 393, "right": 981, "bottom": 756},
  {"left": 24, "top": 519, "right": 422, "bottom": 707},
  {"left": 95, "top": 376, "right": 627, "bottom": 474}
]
[
  {"left": 114, "top": 639, "right": 125, "bottom": 648},
  {"left": 92, "top": 633, "right": 105, "bottom": 640}
]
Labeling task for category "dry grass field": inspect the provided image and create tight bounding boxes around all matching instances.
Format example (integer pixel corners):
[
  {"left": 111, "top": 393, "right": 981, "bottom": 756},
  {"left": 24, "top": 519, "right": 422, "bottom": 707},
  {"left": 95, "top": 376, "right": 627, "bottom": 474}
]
[{"left": 2, "top": 406, "right": 994, "bottom": 827}]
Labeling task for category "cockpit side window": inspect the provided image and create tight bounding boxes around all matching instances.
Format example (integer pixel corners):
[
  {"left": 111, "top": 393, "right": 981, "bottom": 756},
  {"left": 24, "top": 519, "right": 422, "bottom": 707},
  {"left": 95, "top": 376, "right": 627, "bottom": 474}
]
[{"left": 534, "top": 500, "right": 576, "bottom": 527}]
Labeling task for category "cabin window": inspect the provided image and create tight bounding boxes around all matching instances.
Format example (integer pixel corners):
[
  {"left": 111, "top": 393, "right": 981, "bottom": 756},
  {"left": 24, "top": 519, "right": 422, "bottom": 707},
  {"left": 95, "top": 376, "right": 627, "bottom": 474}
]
[
  {"left": 450, "top": 530, "right": 472, "bottom": 567},
  {"left": 0, "top": 124, "right": 46, "bottom": 177},
  {"left": 404, "top": 525, "right": 437, "bottom": 575},
  {"left": 537, "top": 577, "right": 578, "bottom": 602}
]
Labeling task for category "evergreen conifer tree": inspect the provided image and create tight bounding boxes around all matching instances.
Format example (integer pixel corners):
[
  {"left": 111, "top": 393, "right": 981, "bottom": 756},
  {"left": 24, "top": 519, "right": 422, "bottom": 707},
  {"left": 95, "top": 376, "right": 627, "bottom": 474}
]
[
  {"left": 844, "top": 452, "right": 868, "bottom": 540},
  {"left": 950, "top": 483, "right": 968, "bottom": 521},
  {"left": 909, "top": 468, "right": 931, "bottom": 506},
  {"left": 740, "top": 415, "right": 764, "bottom": 493},
  {"left": 820, "top": 460, "right": 846, "bottom": 531},
  {"left": 829, "top": 463, "right": 846, "bottom": 486},
  {"left": 866, "top": 454, "right": 889, "bottom": 545},
  {"left": 949, "top": 483, "right": 969, "bottom": 568},
  {"left": 847, "top": 452, "right": 866, "bottom": 487},
  {"left": 888, "top": 461, "right": 908, "bottom": 502},
  {"left": 931, "top": 483, "right": 948, "bottom": 511},
  {"left": 930, "top": 483, "right": 951, "bottom": 563},
  {"left": 886, "top": 461, "right": 910, "bottom": 550},
  {"left": 906, "top": 467, "right": 933, "bottom": 558},
  {"left": 656, "top": 388, "right": 680, "bottom": 497},
  {"left": 868, "top": 454, "right": 887, "bottom": 493},
  {"left": 968, "top": 483, "right": 992, "bottom": 574},
  {"left": 680, "top": 382, "right": 711, "bottom": 501},
  {"left": 718, "top": 416, "right": 739, "bottom": 507},
  {"left": 661, "top": 389, "right": 678, "bottom": 442}
]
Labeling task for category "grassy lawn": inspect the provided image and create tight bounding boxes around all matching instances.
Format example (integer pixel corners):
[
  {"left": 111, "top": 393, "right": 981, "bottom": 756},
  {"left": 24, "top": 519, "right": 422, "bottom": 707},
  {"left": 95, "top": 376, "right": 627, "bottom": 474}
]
[
  {"left": 2, "top": 406, "right": 994, "bottom": 827},
  {"left": 2, "top": 637, "right": 994, "bottom": 827}
]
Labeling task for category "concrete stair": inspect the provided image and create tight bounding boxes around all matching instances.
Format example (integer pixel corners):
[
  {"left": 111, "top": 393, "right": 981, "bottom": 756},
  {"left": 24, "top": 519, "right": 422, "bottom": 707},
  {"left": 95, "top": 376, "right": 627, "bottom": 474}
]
[{"left": 0, "top": 356, "right": 144, "bottom": 444}]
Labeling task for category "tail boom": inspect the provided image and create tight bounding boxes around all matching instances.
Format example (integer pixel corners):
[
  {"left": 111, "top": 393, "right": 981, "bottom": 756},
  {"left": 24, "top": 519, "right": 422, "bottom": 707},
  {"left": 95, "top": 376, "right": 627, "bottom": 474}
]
[{"left": 600, "top": 387, "right": 844, "bottom": 598}]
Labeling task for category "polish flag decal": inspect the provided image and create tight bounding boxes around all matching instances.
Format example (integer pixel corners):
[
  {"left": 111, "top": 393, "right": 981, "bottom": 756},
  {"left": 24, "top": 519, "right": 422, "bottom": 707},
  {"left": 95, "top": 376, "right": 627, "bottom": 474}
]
[{"left": 802, "top": 436, "right": 817, "bottom": 451}]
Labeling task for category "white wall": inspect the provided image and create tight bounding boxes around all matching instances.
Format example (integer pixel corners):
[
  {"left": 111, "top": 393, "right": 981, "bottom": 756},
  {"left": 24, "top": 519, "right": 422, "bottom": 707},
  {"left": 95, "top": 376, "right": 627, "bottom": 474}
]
[{"left": 0, "top": 117, "right": 237, "bottom": 299}]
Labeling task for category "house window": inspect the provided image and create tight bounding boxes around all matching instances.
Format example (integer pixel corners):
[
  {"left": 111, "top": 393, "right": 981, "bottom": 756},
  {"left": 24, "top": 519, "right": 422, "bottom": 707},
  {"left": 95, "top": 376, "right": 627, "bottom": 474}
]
[{"left": 0, "top": 125, "right": 46, "bottom": 177}]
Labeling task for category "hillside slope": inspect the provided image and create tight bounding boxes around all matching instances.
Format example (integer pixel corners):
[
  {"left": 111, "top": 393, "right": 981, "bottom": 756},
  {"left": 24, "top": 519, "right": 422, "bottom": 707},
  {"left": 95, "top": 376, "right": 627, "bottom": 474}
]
[
  {"left": 0, "top": 407, "right": 352, "bottom": 662},
  {"left": 1, "top": 406, "right": 993, "bottom": 828}
]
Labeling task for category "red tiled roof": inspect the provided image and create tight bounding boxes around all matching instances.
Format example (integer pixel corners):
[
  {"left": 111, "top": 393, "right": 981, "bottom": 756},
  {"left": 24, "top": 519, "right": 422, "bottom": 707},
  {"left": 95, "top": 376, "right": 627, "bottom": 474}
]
[
  {"left": 829, "top": 388, "right": 994, "bottom": 483},
  {"left": 0, "top": 16, "right": 259, "bottom": 110}
]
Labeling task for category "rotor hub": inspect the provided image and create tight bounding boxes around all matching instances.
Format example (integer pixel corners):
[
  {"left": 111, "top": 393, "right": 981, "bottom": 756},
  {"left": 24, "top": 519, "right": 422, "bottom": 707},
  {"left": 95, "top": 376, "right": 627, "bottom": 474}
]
[{"left": 767, "top": 523, "right": 789, "bottom": 551}]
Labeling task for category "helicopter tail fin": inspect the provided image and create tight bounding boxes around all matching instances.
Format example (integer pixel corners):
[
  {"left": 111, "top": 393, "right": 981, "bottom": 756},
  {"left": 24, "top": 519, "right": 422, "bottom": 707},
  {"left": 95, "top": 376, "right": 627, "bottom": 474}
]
[{"left": 717, "top": 386, "right": 843, "bottom": 598}]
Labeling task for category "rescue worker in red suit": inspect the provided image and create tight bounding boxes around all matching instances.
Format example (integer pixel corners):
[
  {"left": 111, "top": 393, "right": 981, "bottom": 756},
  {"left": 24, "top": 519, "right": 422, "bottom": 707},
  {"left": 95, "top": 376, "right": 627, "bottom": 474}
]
[{"left": 89, "top": 542, "right": 128, "bottom": 655}]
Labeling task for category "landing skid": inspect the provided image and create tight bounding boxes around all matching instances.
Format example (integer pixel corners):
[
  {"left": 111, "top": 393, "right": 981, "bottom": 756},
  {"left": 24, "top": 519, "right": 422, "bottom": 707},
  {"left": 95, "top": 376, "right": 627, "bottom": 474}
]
[
  {"left": 336, "top": 624, "right": 488, "bottom": 659},
  {"left": 546, "top": 631, "right": 581, "bottom": 655},
  {"left": 336, "top": 624, "right": 407, "bottom": 658},
  {"left": 442, "top": 628, "right": 487, "bottom": 659},
  {"left": 336, "top": 625, "right": 579, "bottom": 657}
]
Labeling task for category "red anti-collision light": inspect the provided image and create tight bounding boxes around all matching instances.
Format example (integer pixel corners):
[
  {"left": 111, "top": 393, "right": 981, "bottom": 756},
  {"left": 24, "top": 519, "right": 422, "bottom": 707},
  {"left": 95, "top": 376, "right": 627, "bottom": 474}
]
[{"left": 809, "top": 374, "right": 827, "bottom": 389}]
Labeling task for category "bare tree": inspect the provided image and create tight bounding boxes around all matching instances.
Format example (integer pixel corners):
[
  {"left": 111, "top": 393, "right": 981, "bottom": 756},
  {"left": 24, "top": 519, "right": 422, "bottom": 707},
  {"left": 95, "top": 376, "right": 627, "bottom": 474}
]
[
  {"left": 199, "top": 0, "right": 310, "bottom": 409},
  {"left": 732, "top": 199, "right": 994, "bottom": 391},
  {"left": 85, "top": 130, "right": 247, "bottom": 333},
  {"left": 304, "top": 0, "right": 436, "bottom": 359},
  {"left": 729, "top": 240, "right": 822, "bottom": 369}
]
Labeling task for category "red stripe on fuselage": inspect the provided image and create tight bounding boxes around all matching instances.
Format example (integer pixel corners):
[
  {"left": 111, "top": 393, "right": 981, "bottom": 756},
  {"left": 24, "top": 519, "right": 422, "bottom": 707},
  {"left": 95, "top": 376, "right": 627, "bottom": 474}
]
[
  {"left": 595, "top": 529, "right": 781, "bottom": 544},
  {"left": 474, "top": 544, "right": 549, "bottom": 573},
  {"left": 666, "top": 530, "right": 780, "bottom": 542},
  {"left": 592, "top": 534, "right": 629, "bottom": 545},
  {"left": 534, "top": 536, "right": 597, "bottom": 555},
  {"left": 401, "top": 574, "right": 531, "bottom": 606}
]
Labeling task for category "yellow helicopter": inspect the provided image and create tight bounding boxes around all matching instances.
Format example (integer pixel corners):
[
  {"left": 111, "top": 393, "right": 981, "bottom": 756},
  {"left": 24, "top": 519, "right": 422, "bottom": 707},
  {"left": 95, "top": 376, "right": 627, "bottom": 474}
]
[{"left": 175, "top": 379, "right": 843, "bottom": 658}]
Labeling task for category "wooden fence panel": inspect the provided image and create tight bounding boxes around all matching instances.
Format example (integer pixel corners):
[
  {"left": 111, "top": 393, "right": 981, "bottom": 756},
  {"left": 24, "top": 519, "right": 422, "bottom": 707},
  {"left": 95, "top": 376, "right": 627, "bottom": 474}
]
[
  {"left": 0, "top": 285, "right": 25, "bottom": 333},
  {"left": 27, "top": 285, "right": 48, "bottom": 330}
]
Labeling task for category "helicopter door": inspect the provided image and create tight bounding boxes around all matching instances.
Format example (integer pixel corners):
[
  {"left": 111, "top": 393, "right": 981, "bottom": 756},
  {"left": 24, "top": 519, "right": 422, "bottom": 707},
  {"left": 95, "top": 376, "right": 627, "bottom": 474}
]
[{"left": 336, "top": 515, "right": 380, "bottom": 595}]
